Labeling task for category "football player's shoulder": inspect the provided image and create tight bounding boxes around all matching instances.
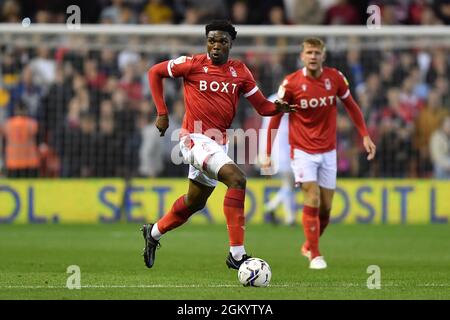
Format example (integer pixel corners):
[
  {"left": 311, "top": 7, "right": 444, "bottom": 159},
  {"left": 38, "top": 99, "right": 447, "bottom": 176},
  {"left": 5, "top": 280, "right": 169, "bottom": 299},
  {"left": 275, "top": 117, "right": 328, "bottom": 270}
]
[
  {"left": 283, "top": 69, "right": 303, "bottom": 87},
  {"left": 323, "top": 66, "right": 340, "bottom": 77},
  {"left": 190, "top": 53, "right": 206, "bottom": 64},
  {"left": 291, "top": 69, "right": 304, "bottom": 80},
  {"left": 230, "top": 59, "right": 251, "bottom": 75},
  {"left": 328, "top": 67, "right": 347, "bottom": 80}
]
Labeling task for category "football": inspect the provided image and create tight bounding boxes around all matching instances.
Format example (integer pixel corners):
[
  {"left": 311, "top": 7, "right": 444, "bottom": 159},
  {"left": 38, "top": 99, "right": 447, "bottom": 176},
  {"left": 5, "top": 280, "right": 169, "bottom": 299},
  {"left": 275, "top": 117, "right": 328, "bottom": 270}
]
[{"left": 238, "top": 258, "right": 272, "bottom": 287}]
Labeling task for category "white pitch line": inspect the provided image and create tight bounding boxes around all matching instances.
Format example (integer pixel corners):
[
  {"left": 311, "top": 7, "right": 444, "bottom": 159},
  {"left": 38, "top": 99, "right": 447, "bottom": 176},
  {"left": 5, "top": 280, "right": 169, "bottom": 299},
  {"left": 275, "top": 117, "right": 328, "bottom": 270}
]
[{"left": 1, "top": 283, "right": 449, "bottom": 290}]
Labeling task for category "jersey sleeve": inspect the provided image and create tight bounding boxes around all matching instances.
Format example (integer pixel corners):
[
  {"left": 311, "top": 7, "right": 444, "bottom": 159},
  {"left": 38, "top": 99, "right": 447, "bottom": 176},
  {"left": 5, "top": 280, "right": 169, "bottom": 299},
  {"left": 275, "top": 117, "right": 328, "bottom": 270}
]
[
  {"left": 335, "top": 69, "right": 351, "bottom": 99},
  {"left": 277, "top": 77, "right": 294, "bottom": 104},
  {"left": 167, "top": 55, "right": 194, "bottom": 78},
  {"left": 240, "top": 64, "right": 259, "bottom": 98}
]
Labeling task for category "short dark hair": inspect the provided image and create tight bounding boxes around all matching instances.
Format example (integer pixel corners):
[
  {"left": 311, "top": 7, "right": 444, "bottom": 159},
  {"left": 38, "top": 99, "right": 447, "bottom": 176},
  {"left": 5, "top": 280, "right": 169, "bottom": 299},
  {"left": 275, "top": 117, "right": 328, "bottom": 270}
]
[{"left": 205, "top": 20, "right": 237, "bottom": 40}]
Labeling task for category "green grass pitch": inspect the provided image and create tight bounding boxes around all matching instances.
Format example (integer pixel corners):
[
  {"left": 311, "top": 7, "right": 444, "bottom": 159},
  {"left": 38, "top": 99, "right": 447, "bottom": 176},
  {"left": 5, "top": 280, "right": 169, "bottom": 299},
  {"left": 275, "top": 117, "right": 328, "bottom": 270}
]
[{"left": 0, "top": 223, "right": 449, "bottom": 299}]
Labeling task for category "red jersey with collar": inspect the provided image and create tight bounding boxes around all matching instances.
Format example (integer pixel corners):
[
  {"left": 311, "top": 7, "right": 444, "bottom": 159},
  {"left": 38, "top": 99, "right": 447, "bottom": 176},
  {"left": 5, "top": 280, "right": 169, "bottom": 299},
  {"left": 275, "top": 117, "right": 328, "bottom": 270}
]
[
  {"left": 167, "top": 54, "right": 259, "bottom": 138},
  {"left": 277, "top": 66, "right": 367, "bottom": 154}
]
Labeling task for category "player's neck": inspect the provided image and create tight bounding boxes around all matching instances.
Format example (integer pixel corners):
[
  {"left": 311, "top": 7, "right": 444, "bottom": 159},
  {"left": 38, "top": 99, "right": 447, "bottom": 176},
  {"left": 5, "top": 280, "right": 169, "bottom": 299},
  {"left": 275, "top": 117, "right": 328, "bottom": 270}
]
[{"left": 306, "top": 68, "right": 323, "bottom": 79}]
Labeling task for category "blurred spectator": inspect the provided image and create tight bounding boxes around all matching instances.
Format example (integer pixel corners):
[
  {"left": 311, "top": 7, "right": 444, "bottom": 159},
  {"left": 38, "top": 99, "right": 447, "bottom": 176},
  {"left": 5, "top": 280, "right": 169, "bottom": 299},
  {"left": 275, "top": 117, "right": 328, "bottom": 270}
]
[
  {"left": 285, "top": 0, "right": 324, "bottom": 24},
  {"left": 433, "top": 77, "right": 450, "bottom": 109},
  {"left": 184, "top": 0, "right": 228, "bottom": 23},
  {"left": 430, "top": 116, "right": 450, "bottom": 179},
  {"left": 8, "top": 66, "right": 42, "bottom": 119},
  {"left": 230, "top": 0, "right": 249, "bottom": 25},
  {"left": 119, "top": 64, "right": 143, "bottom": 102},
  {"left": 79, "top": 112, "right": 97, "bottom": 177},
  {"left": 398, "top": 74, "right": 425, "bottom": 123},
  {"left": 53, "top": 98, "right": 83, "bottom": 177},
  {"left": 141, "top": 0, "right": 174, "bottom": 24},
  {"left": 38, "top": 66, "right": 73, "bottom": 144},
  {"left": 1, "top": 0, "right": 21, "bottom": 22},
  {"left": 336, "top": 114, "right": 358, "bottom": 176},
  {"left": 84, "top": 59, "right": 108, "bottom": 91},
  {"left": 433, "top": 0, "right": 450, "bottom": 24},
  {"left": 96, "top": 111, "right": 121, "bottom": 177},
  {"left": 414, "top": 90, "right": 449, "bottom": 176},
  {"left": 393, "top": 51, "right": 417, "bottom": 85},
  {"left": 410, "top": 0, "right": 443, "bottom": 24},
  {"left": 101, "top": 0, "right": 138, "bottom": 24},
  {"left": 267, "top": 6, "right": 288, "bottom": 24},
  {"left": 379, "top": 58, "right": 396, "bottom": 89},
  {"left": 1, "top": 101, "right": 40, "bottom": 178},
  {"left": 180, "top": 6, "right": 201, "bottom": 24},
  {"left": 324, "top": 0, "right": 360, "bottom": 25},
  {"left": 347, "top": 48, "right": 365, "bottom": 90},
  {"left": 377, "top": 114, "right": 415, "bottom": 177},
  {"left": 426, "top": 49, "right": 450, "bottom": 86},
  {"left": 35, "top": 9, "right": 52, "bottom": 23},
  {"left": 1, "top": 51, "right": 21, "bottom": 89},
  {"left": 99, "top": 49, "right": 120, "bottom": 78},
  {"left": 245, "top": 0, "right": 285, "bottom": 24},
  {"left": 356, "top": 73, "right": 385, "bottom": 110},
  {"left": 29, "top": 47, "right": 56, "bottom": 89},
  {"left": 138, "top": 107, "right": 164, "bottom": 177}
]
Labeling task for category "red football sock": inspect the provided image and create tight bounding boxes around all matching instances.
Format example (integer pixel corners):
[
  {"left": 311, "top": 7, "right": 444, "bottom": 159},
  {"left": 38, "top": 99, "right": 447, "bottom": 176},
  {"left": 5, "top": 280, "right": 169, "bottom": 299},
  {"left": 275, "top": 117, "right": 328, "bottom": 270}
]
[
  {"left": 157, "top": 195, "right": 194, "bottom": 234},
  {"left": 224, "top": 188, "right": 246, "bottom": 246},
  {"left": 305, "top": 213, "right": 331, "bottom": 250},
  {"left": 302, "top": 205, "right": 320, "bottom": 259}
]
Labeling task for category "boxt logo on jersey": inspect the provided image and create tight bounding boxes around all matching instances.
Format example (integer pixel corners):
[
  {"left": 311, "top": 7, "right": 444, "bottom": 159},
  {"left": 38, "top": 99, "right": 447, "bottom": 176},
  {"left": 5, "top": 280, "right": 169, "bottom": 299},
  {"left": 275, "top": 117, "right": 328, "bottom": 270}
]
[
  {"left": 199, "top": 80, "right": 238, "bottom": 94},
  {"left": 299, "top": 96, "right": 336, "bottom": 109}
]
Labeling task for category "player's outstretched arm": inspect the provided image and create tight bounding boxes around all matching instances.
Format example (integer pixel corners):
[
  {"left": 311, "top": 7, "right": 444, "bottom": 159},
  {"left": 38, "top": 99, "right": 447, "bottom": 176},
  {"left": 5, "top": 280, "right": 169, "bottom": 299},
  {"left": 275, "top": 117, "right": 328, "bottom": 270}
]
[
  {"left": 247, "top": 90, "right": 298, "bottom": 116},
  {"left": 148, "top": 61, "right": 172, "bottom": 136}
]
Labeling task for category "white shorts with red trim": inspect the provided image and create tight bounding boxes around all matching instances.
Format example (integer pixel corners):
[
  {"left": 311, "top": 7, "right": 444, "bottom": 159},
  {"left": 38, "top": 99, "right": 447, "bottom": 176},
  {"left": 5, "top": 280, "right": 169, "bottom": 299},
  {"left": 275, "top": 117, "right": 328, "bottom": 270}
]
[
  {"left": 180, "top": 133, "right": 233, "bottom": 187},
  {"left": 290, "top": 148, "right": 337, "bottom": 189}
]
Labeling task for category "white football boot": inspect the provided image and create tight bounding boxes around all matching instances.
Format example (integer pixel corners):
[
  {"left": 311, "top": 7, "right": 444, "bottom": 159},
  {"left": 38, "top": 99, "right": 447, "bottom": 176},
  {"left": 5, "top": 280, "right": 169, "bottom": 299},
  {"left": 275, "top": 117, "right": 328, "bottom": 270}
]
[{"left": 309, "top": 256, "right": 327, "bottom": 270}]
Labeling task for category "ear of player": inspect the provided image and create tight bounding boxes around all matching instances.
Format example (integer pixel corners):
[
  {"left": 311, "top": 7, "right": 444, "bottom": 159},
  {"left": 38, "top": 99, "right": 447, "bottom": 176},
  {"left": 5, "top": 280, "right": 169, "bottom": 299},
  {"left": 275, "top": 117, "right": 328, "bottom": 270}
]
[{"left": 274, "top": 99, "right": 299, "bottom": 113}]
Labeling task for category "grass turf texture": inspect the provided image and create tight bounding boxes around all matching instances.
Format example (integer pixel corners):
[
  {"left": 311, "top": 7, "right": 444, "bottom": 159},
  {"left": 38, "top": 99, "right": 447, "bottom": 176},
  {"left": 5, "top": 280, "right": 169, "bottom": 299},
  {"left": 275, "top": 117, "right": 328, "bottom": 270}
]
[{"left": 0, "top": 224, "right": 449, "bottom": 299}]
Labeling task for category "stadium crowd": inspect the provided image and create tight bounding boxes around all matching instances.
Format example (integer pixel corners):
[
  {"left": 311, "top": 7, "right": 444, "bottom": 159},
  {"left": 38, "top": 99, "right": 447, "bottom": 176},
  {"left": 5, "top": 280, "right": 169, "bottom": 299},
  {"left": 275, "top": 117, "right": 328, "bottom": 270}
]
[
  {"left": 0, "top": 0, "right": 450, "bottom": 179},
  {"left": 1, "top": 0, "right": 450, "bottom": 26}
]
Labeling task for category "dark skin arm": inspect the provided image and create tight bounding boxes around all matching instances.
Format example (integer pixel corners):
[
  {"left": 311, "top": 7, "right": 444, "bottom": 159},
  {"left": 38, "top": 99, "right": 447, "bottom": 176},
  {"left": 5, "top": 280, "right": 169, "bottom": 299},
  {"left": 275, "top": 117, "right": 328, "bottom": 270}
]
[
  {"left": 155, "top": 114, "right": 169, "bottom": 136},
  {"left": 155, "top": 99, "right": 296, "bottom": 137}
]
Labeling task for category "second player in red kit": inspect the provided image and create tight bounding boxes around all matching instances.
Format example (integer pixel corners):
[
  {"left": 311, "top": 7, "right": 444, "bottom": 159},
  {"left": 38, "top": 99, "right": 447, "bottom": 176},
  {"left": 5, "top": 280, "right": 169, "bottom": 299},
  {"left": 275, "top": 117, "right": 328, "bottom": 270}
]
[{"left": 266, "top": 38, "right": 376, "bottom": 269}]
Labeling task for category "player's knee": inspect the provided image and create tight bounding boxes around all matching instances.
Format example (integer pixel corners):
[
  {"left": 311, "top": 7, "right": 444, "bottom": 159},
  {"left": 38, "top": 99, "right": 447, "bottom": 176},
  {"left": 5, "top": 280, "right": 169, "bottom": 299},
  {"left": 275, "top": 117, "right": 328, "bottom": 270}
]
[
  {"left": 228, "top": 173, "right": 246, "bottom": 189},
  {"left": 186, "top": 199, "right": 207, "bottom": 213},
  {"left": 320, "top": 207, "right": 331, "bottom": 217},
  {"left": 185, "top": 196, "right": 208, "bottom": 212},
  {"left": 305, "top": 191, "right": 320, "bottom": 207}
]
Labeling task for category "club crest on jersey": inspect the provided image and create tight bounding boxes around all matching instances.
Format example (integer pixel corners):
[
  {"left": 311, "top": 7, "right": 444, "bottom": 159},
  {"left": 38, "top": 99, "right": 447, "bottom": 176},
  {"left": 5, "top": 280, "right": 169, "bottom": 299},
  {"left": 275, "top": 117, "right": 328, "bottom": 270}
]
[
  {"left": 325, "top": 78, "right": 331, "bottom": 90},
  {"left": 203, "top": 66, "right": 208, "bottom": 73},
  {"left": 302, "top": 84, "right": 307, "bottom": 92},
  {"left": 229, "top": 66, "right": 237, "bottom": 77}
]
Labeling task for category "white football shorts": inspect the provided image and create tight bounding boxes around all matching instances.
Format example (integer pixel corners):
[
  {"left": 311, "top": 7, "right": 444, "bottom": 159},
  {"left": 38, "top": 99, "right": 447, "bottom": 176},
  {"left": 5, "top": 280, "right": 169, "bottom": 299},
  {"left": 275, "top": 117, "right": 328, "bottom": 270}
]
[
  {"left": 290, "top": 148, "right": 337, "bottom": 189},
  {"left": 180, "top": 133, "right": 234, "bottom": 187}
]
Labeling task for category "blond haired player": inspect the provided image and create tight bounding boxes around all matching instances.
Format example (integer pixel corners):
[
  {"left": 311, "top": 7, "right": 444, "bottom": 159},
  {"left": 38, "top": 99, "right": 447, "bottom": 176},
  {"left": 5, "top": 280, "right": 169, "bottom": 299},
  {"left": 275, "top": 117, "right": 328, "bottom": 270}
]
[{"left": 266, "top": 38, "right": 376, "bottom": 269}]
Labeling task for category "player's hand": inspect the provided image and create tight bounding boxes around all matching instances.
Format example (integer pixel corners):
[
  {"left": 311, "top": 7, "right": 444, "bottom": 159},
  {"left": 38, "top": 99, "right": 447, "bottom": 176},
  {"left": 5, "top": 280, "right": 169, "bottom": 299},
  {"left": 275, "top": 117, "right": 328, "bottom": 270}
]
[
  {"left": 363, "top": 136, "right": 376, "bottom": 161},
  {"left": 258, "top": 154, "right": 273, "bottom": 178},
  {"left": 274, "top": 99, "right": 298, "bottom": 113},
  {"left": 155, "top": 114, "right": 169, "bottom": 137},
  {"left": 259, "top": 154, "right": 272, "bottom": 169}
]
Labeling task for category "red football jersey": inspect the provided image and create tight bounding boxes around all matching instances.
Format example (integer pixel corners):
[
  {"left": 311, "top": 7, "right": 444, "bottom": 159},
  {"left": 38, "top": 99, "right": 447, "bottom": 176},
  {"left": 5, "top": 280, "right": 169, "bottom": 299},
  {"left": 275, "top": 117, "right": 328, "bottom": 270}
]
[
  {"left": 278, "top": 66, "right": 359, "bottom": 154},
  {"left": 167, "top": 54, "right": 259, "bottom": 141}
]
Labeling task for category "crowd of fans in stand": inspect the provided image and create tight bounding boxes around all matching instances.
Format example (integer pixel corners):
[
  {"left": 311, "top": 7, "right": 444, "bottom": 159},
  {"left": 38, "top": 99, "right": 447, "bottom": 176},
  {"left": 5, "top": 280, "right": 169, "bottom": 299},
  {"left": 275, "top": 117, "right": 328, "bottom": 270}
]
[
  {"left": 0, "top": 0, "right": 450, "bottom": 179},
  {"left": 1, "top": 0, "right": 450, "bottom": 26}
]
